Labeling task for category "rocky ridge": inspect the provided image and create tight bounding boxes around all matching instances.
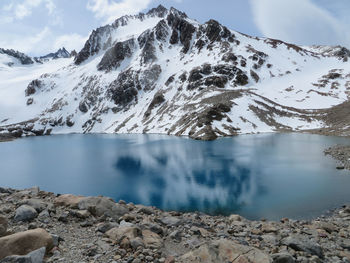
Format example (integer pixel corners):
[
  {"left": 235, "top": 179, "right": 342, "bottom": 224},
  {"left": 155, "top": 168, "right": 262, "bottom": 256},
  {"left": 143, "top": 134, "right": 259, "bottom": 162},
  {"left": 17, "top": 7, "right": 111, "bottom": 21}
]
[
  {"left": 1, "top": 5, "right": 350, "bottom": 140},
  {"left": 34, "top": 48, "right": 71, "bottom": 63},
  {"left": 0, "top": 187, "right": 350, "bottom": 262}
]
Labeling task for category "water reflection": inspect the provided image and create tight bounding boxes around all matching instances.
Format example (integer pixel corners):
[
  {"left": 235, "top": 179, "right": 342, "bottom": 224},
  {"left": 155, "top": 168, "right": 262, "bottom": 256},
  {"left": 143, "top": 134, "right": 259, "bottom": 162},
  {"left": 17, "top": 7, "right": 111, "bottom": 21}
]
[
  {"left": 112, "top": 136, "right": 261, "bottom": 215},
  {"left": 1, "top": 133, "right": 350, "bottom": 220}
]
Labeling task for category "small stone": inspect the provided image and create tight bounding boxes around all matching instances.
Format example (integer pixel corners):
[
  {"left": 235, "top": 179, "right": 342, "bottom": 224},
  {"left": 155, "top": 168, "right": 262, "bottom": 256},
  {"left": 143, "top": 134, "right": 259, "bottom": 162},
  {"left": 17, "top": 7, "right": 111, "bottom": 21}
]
[
  {"left": 97, "top": 222, "right": 119, "bottom": 233},
  {"left": 58, "top": 212, "right": 69, "bottom": 223},
  {"left": 158, "top": 216, "right": 181, "bottom": 227},
  {"left": 272, "top": 253, "right": 295, "bottom": 263}
]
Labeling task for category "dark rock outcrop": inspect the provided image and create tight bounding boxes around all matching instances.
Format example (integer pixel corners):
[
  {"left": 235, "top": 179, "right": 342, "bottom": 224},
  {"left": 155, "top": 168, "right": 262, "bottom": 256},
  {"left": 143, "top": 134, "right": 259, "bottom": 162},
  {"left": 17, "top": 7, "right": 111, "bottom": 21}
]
[
  {"left": 138, "top": 31, "right": 157, "bottom": 64},
  {"left": 167, "top": 11, "right": 196, "bottom": 53},
  {"left": 75, "top": 25, "right": 114, "bottom": 65},
  {"left": 25, "top": 80, "right": 42, "bottom": 97},
  {"left": 144, "top": 92, "right": 165, "bottom": 118},
  {"left": 108, "top": 69, "right": 139, "bottom": 108},
  {"left": 0, "top": 48, "right": 33, "bottom": 65},
  {"left": 97, "top": 39, "right": 135, "bottom": 71}
]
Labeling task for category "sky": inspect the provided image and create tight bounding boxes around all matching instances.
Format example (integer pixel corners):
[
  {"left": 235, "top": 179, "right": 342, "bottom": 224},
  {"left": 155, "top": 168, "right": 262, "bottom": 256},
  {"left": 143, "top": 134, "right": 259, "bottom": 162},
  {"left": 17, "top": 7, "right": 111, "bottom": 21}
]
[{"left": 0, "top": 0, "right": 349, "bottom": 56}]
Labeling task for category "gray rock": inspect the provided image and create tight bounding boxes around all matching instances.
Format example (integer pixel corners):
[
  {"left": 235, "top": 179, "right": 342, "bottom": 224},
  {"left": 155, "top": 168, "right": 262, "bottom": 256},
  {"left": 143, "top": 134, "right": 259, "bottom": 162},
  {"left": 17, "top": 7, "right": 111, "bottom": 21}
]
[
  {"left": 22, "top": 199, "right": 47, "bottom": 213},
  {"left": 169, "top": 230, "right": 182, "bottom": 241},
  {"left": 97, "top": 222, "right": 119, "bottom": 233},
  {"left": 78, "top": 196, "right": 128, "bottom": 219},
  {"left": 51, "top": 234, "right": 60, "bottom": 247},
  {"left": 282, "top": 235, "right": 323, "bottom": 258},
  {"left": 130, "top": 238, "right": 144, "bottom": 249},
  {"left": 0, "top": 247, "right": 45, "bottom": 263},
  {"left": 272, "top": 253, "right": 295, "bottom": 263},
  {"left": 37, "top": 210, "right": 50, "bottom": 223},
  {"left": 0, "top": 216, "right": 8, "bottom": 237},
  {"left": 14, "top": 205, "right": 38, "bottom": 222},
  {"left": 158, "top": 216, "right": 182, "bottom": 227}
]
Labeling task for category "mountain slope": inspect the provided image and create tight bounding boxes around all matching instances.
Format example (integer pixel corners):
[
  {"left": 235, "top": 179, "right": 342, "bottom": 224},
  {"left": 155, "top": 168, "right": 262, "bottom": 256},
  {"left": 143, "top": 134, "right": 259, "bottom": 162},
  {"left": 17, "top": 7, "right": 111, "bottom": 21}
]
[{"left": 1, "top": 5, "right": 350, "bottom": 140}]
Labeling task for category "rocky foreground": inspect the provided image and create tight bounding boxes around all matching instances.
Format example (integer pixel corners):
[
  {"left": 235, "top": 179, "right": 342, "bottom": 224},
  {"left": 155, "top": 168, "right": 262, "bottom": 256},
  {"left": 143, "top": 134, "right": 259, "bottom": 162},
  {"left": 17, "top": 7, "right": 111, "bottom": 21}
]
[{"left": 0, "top": 187, "right": 350, "bottom": 263}]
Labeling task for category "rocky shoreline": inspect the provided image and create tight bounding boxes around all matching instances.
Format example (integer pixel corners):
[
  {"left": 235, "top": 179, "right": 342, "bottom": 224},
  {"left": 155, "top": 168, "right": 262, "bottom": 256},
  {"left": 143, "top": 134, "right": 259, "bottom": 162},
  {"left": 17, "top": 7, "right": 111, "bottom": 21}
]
[
  {"left": 324, "top": 144, "right": 350, "bottom": 170},
  {"left": 0, "top": 134, "right": 16, "bottom": 142},
  {"left": 0, "top": 187, "right": 349, "bottom": 263}
]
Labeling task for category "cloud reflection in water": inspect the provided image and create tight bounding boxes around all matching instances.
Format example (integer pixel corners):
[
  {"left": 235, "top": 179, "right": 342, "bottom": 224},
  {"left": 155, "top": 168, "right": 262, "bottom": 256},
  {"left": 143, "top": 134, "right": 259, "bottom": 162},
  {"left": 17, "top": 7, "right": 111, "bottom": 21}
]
[{"left": 112, "top": 135, "right": 261, "bottom": 215}]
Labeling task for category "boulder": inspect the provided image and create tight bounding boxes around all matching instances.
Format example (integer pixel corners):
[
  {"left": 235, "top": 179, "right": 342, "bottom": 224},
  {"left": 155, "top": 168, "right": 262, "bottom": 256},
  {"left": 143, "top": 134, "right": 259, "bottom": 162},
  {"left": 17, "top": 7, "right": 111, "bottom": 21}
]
[
  {"left": 54, "top": 194, "right": 85, "bottom": 208},
  {"left": 0, "top": 217, "right": 7, "bottom": 237},
  {"left": 180, "top": 239, "right": 270, "bottom": 263},
  {"left": 78, "top": 196, "right": 128, "bottom": 219},
  {"left": 282, "top": 235, "right": 323, "bottom": 258},
  {"left": 14, "top": 205, "right": 38, "bottom": 222},
  {"left": 106, "top": 226, "right": 142, "bottom": 242},
  {"left": 0, "top": 229, "right": 53, "bottom": 260},
  {"left": 142, "top": 230, "right": 162, "bottom": 249},
  {"left": 0, "top": 247, "right": 45, "bottom": 263},
  {"left": 22, "top": 199, "right": 47, "bottom": 213}
]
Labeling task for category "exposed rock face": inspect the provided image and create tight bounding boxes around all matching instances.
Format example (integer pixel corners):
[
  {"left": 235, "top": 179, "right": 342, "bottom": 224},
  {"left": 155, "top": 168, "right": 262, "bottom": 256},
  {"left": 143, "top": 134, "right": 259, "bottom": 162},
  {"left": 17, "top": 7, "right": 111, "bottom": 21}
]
[
  {"left": 144, "top": 91, "right": 165, "bottom": 118},
  {"left": 75, "top": 25, "right": 114, "bottom": 65},
  {"left": 167, "top": 11, "right": 195, "bottom": 53},
  {"left": 138, "top": 30, "right": 157, "bottom": 64},
  {"left": 0, "top": 48, "right": 33, "bottom": 65},
  {"left": 97, "top": 39, "right": 135, "bottom": 71},
  {"left": 25, "top": 80, "right": 42, "bottom": 97},
  {"left": 139, "top": 64, "right": 162, "bottom": 91},
  {"left": 0, "top": 229, "right": 53, "bottom": 260},
  {"left": 108, "top": 69, "right": 140, "bottom": 108}
]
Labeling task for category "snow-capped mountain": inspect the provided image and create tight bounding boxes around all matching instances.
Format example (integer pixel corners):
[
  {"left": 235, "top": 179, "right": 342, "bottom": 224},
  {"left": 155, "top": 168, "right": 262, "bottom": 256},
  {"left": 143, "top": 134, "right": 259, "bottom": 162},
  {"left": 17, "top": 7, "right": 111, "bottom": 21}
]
[
  {"left": 34, "top": 47, "right": 71, "bottom": 63},
  {"left": 0, "top": 48, "right": 34, "bottom": 67},
  {"left": 1, "top": 5, "right": 350, "bottom": 140}
]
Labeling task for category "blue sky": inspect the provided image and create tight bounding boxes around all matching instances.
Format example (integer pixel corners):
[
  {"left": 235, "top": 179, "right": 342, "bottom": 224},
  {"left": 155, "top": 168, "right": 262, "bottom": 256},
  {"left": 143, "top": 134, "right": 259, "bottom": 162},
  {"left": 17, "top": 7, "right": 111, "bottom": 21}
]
[{"left": 0, "top": 0, "right": 349, "bottom": 56}]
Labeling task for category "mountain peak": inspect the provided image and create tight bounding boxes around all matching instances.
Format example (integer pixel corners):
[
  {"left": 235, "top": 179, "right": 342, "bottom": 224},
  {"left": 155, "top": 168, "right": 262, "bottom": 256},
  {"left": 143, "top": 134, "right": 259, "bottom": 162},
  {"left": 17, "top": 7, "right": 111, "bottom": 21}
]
[
  {"left": 169, "top": 6, "right": 187, "bottom": 18},
  {"left": 146, "top": 4, "right": 168, "bottom": 17},
  {"left": 37, "top": 47, "right": 70, "bottom": 61}
]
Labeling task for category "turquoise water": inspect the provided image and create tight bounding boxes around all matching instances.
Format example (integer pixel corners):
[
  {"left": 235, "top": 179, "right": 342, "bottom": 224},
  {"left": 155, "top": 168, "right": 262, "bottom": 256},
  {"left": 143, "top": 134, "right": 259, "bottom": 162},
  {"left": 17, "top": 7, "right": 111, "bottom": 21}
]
[{"left": 1, "top": 133, "right": 350, "bottom": 220}]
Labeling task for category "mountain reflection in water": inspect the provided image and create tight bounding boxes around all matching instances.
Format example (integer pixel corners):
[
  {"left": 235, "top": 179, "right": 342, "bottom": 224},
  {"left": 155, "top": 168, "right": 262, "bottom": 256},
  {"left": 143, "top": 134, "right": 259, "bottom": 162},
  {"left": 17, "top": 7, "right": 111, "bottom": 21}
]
[
  {"left": 113, "top": 137, "right": 261, "bottom": 214},
  {"left": 1, "top": 133, "right": 350, "bottom": 220}
]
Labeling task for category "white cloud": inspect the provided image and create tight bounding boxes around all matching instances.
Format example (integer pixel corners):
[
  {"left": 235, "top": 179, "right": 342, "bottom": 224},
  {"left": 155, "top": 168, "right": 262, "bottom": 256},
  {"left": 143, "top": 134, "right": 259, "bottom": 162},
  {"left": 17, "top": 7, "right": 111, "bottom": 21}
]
[
  {"left": 0, "top": 27, "right": 51, "bottom": 54},
  {"left": 87, "top": 0, "right": 153, "bottom": 24},
  {"left": 3, "top": 0, "right": 58, "bottom": 21},
  {"left": 53, "top": 34, "right": 88, "bottom": 52},
  {"left": 250, "top": 0, "right": 350, "bottom": 48},
  {"left": 0, "top": 26, "right": 87, "bottom": 56},
  {"left": 3, "top": 3, "right": 13, "bottom": 12}
]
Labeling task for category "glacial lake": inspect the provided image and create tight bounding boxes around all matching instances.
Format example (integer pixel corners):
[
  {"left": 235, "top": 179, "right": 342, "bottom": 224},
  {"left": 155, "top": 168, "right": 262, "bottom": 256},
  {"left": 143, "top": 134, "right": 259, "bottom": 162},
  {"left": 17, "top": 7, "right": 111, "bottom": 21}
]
[{"left": 1, "top": 133, "right": 350, "bottom": 220}]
